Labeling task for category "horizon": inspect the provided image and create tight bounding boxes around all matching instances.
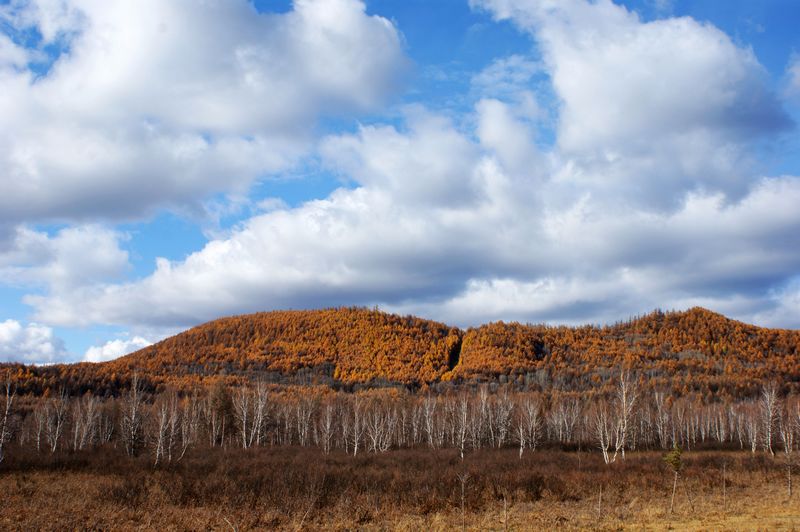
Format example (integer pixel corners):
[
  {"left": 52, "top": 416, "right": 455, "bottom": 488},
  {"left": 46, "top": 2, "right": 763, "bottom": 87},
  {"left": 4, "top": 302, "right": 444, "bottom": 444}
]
[{"left": 1, "top": 0, "right": 799, "bottom": 364}]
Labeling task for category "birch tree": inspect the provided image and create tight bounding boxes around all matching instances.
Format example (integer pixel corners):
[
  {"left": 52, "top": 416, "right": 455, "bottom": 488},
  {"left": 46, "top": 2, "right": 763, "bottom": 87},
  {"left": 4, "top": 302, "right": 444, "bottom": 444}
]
[
  {"left": 120, "top": 374, "right": 145, "bottom": 456},
  {"left": 615, "top": 370, "right": 638, "bottom": 460},
  {"left": 45, "top": 388, "right": 69, "bottom": 453},
  {"left": 72, "top": 394, "right": 99, "bottom": 451},
  {"left": 519, "top": 395, "right": 543, "bottom": 454},
  {"left": 0, "top": 380, "right": 15, "bottom": 463},
  {"left": 761, "top": 384, "right": 778, "bottom": 456}
]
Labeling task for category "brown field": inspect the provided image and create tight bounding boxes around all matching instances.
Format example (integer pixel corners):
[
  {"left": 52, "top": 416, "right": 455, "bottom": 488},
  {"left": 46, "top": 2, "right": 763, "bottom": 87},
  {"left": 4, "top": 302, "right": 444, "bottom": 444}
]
[{"left": 1, "top": 447, "right": 798, "bottom": 531}]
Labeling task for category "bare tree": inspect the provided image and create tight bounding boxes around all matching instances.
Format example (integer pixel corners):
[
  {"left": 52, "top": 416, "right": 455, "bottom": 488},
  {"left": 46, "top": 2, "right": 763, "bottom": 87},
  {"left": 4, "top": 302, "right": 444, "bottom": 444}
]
[
  {"left": 653, "top": 391, "right": 671, "bottom": 450},
  {"left": 0, "top": 379, "right": 15, "bottom": 463},
  {"left": 515, "top": 415, "right": 527, "bottom": 458},
  {"left": 296, "top": 394, "right": 317, "bottom": 447},
  {"left": 98, "top": 401, "right": 117, "bottom": 445},
  {"left": 232, "top": 386, "right": 252, "bottom": 449},
  {"left": 72, "top": 394, "right": 99, "bottom": 451},
  {"left": 350, "top": 395, "right": 365, "bottom": 456},
  {"left": 456, "top": 393, "right": 470, "bottom": 459},
  {"left": 615, "top": 370, "right": 638, "bottom": 460},
  {"left": 153, "top": 400, "right": 170, "bottom": 465},
  {"left": 251, "top": 382, "right": 269, "bottom": 447},
  {"left": 318, "top": 403, "right": 335, "bottom": 455},
  {"left": 177, "top": 393, "right": 199, "bottom": 460},
  {"left": 761, "top": 383, "right": 779, "bottom": 456},
  {"left": 593, "top": 399, "right": 614, "bottom": 464},
  {"left": 31, "top": 404, "right": 48, "bottom": 452},
  {"left": 517, "top": 395, "right": 543, "bottom": 458},
  {"left": 45, "top": 388, "right": 69, "bottom": 453},
  {"left": 366, "top": 399, "right": 393, "bottom": 453},
  {"left": 780, "top": 399, "right": 796, "bottom": 498},
  {"left": 493, "top": 389, "right": 514, "bottom": 448},
  {"left": 422, "top": 395, "right": 438, "bottom": 449},
  {"left": 206, "top": 382, "right": 232, "bottom": 447},
  {"left": 744, "top": 406, "right": 760, "bottom": 454},
  {"left": 120, "top": 374, "right": 145, "bottom": 456},
  {"left": 276, "top": 401, "right": 294, "bottom": 446}
]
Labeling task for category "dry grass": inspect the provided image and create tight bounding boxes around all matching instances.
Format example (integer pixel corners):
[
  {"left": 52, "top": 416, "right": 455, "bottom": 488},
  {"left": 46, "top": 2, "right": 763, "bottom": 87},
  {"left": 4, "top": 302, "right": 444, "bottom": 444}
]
[{"left": 1, "top": 447, "right": 797, "bottom": 530}]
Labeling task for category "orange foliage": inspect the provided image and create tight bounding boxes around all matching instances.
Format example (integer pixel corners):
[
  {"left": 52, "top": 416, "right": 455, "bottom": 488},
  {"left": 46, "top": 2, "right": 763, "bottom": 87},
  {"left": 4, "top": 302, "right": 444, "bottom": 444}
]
[
  {"left": 454, "top": 308, "right": 800, "bottom": 398},
  {"left": 3, "top": 307, "right": 799, "bottom": 398}
]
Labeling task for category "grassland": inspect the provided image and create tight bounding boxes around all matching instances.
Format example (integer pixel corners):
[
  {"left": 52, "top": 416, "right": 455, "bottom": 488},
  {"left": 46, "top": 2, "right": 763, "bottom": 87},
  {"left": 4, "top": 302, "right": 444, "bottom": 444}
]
[{"left": 1, "top": 447, "right": 797, "bottom": 530}]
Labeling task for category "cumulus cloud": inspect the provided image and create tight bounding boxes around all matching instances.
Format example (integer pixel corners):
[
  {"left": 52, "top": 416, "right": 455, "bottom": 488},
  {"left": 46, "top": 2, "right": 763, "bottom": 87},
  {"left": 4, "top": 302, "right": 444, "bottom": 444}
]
[
  {"left": 0, "top": 0, "right": 408, "bottom": 224},
  {"left": 6, "top": 0, "right": 800, "bottom": 339},
  {"left": 0, "top": 224, "right": 129, "bottom": 290},
  {"left": 84, "top": 335, "right": 151, "bottom": 363},
  {"left": 475, "top": 98, "right": 543, "bottom": 175},
  {"left": 26, "top": 112, "right": 507, "bottom": 327},
  {"left": 470, "top": 0, "right": 792, "bottom": 208},
  {"left": 22, "top": 106, "right": 800, "bottom": 330},
  {"left": 0, "top": 319, "right": 68, "bottom": 364}
]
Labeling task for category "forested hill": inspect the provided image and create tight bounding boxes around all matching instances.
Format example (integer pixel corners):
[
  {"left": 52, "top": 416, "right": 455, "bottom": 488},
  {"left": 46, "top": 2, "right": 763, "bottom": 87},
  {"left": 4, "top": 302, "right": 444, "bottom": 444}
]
[
  {"left": 456, "top": 307, "right": 800, "bottom": 398},
  {"left": 111, "top": 308, "right": 462, "bottom": 386},
  {"left": 4, "top": 307, "right": 800, "bottom": 398}
]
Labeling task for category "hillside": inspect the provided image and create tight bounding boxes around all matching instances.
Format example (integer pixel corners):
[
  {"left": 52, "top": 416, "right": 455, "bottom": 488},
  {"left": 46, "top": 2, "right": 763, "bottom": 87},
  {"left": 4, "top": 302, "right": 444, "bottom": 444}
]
[
  {"left": 455, "top": 307, "right": 800, "bottom": 398},
  {"left": 3, "top": 307, "right": 800, "bottom": 398},
  {"left": 4, "top": 308, "right": 461, "bottom": 394},
  {"left": 110, "top": 307, "right": 461, "bottom": 385}
]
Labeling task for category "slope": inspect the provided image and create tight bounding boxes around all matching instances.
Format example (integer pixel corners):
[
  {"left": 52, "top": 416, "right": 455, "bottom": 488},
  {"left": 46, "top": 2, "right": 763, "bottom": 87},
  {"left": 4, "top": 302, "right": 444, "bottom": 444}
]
[
  {"left": 3, "top": 307, "right": 800, "bottom": 398},
  {"left": 454, "top": 307, "right": 800, "bottom": 398}
]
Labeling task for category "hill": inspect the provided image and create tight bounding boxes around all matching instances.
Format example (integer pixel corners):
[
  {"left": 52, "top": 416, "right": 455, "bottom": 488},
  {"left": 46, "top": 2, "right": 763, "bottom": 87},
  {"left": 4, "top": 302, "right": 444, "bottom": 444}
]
[
  {"left": 4, "top": 308, "right": 461, "bottom": 394},
  {"left": 109, "top": 307, "right": 461, "bottom": 386},
  {"left": 3, "top": 307, "right": 800, "bottom": 398},
  {"left": 455, "top": 307, "right": 800, "bottom": 398}
]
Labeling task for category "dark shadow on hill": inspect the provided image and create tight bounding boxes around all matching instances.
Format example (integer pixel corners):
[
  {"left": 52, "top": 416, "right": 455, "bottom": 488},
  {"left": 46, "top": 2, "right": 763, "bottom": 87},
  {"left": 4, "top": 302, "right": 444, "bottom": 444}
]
[{"left": 447, "top": 336, "right": 462, "bottom": 371}]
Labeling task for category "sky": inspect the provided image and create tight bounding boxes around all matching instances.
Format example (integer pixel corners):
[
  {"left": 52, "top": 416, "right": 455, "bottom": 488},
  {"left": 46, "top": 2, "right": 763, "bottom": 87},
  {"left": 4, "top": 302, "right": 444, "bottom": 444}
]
[{"left": 0, "top": 0, "right": 799, "bottom": 364}]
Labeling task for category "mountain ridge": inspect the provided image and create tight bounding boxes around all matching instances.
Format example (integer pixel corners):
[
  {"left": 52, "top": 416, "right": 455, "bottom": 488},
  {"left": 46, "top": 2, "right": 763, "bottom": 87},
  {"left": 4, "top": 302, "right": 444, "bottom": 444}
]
[{"left": 3, "top": 306, "right": 800, "bottom": 398}]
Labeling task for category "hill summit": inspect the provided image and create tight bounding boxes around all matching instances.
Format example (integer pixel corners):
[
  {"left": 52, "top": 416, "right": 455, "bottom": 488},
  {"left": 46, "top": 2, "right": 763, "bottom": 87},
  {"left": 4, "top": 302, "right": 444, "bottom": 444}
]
[{"left": 5, "top": 306, "right": 800, "bottom": 397}]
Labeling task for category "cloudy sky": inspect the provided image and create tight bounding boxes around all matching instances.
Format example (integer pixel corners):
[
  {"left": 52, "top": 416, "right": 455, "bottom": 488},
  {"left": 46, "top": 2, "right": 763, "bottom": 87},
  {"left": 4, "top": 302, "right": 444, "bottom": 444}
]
[{"left": 1, "top": 0, "right": 799, "bottom": 364}]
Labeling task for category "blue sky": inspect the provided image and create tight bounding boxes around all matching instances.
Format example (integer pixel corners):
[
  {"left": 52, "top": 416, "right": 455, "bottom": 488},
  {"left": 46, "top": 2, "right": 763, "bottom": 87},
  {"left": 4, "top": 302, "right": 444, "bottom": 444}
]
[{"left": 0, "top": 0, "right": 799, "bottom": 363}]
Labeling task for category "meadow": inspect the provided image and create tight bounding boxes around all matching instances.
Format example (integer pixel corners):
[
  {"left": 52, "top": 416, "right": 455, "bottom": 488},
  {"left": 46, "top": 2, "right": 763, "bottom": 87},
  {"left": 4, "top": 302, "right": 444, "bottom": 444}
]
[{"left": 1, "top": 446, "right": 797, "bottom": 530}]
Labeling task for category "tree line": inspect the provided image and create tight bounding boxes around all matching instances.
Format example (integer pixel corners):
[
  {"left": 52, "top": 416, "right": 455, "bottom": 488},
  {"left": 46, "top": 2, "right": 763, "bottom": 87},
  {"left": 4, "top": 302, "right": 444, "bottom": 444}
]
[{"left": 1, "top": 371, "right": 797, "bottom": 468}]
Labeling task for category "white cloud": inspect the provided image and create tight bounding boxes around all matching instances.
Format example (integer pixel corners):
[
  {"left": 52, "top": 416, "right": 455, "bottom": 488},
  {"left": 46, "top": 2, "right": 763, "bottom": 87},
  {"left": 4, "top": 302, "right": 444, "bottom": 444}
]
[
  {"left": 321, "top": 109, "right": 483, "bottom": 205},
  {"left": 0, "top": 224, "right": 129, "bottom": 290},
  {"left": 21, "top": 104, "right": 800, "bottom": 330},
  {"left": 471, "top": 55, "right": 541, "bottom": 105},
  {"left": 0, "top": 319, "right": 68, "bottom": 364},
  {"left": 470, "top": 0, "right": 791, "bottom": 208},
  {"left": 0, "top": 0, "right": 408, "bottom": 224},
  {"left": 23, "top": 109, "right": 532, "bottom": 327},
  {"left": 0, "top": 33, "right": 31, "bottom": 69},
  {"left": 475, "top": 98, "right": 543, "bottom": 175},
  {"left": 6, "top": 0, "right": 800, "bottom": 341},
  {"left": 83, "top": 335, "right": 151, "bottom": 363}
]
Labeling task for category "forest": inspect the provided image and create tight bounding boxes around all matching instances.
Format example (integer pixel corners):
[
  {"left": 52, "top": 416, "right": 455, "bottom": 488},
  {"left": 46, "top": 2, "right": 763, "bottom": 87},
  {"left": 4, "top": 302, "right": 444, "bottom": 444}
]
[{"left": 2, "top": 306, "right": 800, "bottom": 399}]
